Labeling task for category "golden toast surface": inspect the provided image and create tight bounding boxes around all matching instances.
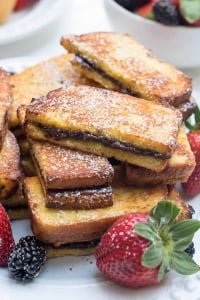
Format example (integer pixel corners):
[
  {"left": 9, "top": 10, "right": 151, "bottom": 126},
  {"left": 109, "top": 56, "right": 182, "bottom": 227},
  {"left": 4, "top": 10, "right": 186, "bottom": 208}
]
[
  {"left": 30, "top": 140, "right": 114, "bottom": 189},
  {"left": 24, "top": 176, "right": 189, "bottom": 246},
  {"left": 24, "top": 85, "right": 182, "bottom": 171},
  {"left": 0, "top": 69, "right": 13, "bottom": 148},
  {"left": 0, "top": 130, "right": 21, "bottom": 199},
  {"left": 9, "top": 54, "right": 97, "bottom": 128},
  {"left": 126, "top": 126, "right": 196, "bottom": 185},
  {"left": 61, "top": 32, "right": 192, "bottom": 106}
]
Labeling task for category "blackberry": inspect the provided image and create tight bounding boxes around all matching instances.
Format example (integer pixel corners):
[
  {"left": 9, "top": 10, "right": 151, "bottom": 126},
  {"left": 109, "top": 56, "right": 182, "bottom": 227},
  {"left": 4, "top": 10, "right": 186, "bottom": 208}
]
[
  {"left": 7, "top": 236, "right": 46, "bottom": 281},
  {"left": 153, "top": 0, "right": 180, "bottom": 25},
  {"left": 114, "top": 0, "right": 150, "bottom": 11},
  {"left": 185, "top": 242, "right": 195, "bottom": 258}
]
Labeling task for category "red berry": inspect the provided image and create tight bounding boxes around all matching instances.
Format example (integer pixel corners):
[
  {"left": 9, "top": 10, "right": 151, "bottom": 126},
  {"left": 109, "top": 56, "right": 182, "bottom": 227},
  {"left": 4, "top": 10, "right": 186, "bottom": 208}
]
[
  {"left": 14, "top": 0, "right": 36, "bottom": 11},
  {"left": 95, "top": 201, "right": 200, "bottom": 288},
  {"left": 95, "top": 213, "right": 159, "bottom": 287},
  {"left": 136, "top": 0, "right": 157, "bottom": 18},
  {"left": 182, "top": 132, "right": 200, "bottom": 197},
  {"left": 0, "top": 204, "right": 15, "bottom": 266}
]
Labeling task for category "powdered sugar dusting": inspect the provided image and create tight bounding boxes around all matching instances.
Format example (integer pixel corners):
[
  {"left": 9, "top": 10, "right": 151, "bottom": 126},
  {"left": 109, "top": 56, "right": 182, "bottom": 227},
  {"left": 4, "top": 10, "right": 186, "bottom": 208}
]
[
  {"left": 27, "top": 85, "right": 182, "bottom": 154},
  {"left": 32, "top": 140, "right": 114, "bottom": 189}
]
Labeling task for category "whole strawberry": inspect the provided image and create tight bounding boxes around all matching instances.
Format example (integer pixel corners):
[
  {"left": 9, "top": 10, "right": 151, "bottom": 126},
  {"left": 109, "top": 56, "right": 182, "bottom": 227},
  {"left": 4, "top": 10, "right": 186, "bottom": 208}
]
[
  {"left": 95, "top": 201, "right": 200, "bottom": 288},
  {"left": 0, "top": 204, "right": 15, "bottom": 267},
  {"left": 182, "top": 106, "right": 200, "bottom": 197}
]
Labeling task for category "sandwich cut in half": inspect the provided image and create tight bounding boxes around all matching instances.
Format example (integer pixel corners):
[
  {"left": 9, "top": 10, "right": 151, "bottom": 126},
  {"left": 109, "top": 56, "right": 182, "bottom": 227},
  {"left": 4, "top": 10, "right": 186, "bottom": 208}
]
[
  {"left": 24, "top": 176, "right": 191, "bottom": 257},
  {"left": 61, "top": 32, "right": 192, "bottom": 107},
  {"left": 29, "top": 140, "right": 114, "bottom": 210},
  {"left": 126, "top": 126, "right": 196, "bottom": 186},
  {"left": 24, "top": 85, "right": 183, "bottom": 172}
]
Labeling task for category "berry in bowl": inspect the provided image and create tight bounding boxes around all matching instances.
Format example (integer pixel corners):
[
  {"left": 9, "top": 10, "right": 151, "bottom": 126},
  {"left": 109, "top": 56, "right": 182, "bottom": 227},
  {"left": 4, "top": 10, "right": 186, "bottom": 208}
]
[{"left": 104, "top": 0, "right": 200, "bottom": 68}]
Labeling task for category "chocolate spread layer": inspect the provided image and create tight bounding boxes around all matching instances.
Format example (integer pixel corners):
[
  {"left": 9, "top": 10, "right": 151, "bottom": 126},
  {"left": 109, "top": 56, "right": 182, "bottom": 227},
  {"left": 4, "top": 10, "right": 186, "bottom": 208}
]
[
  {"left": 75, "top": 55, "right": 138, "bottom": 97},
  {"left": 38, "top": 123, "right": 167, "bottom": 159},
  {"left": 49, "top": 239, "right": 100, "bottom": 249}
]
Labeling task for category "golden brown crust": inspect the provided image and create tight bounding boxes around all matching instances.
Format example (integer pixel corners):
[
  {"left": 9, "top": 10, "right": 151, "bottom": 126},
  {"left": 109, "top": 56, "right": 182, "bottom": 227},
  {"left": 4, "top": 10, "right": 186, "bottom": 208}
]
[
  {"left": 0, "top": 130, "right": 21, "bottom": 199},
  {"left": 0, "top": 181, "right": 26, "bottom": 208},
  {"left": 45, "top": 185, "right": 113, "bottom": 210},
  {"left": 46, "top": 245, "right": 96, "bottom": 258},
  {"left": 9, "top": 54, "right": 98, "bottom": 128},
  {"left": 6, "top": 207, "right": 29, "bottom": 220},
  {"left": 24, "top": 176, "right": 189, "bottom": 246},
  {"left": 178, "top": 97, "right": 197, "bottom": 121},
  {"left": 61, "top": 32, "right": 192, "bottom": 106},
  {"left": 24, "top": 85, "right": 182, "bottom": 171},
  {"left": 126, "top": 127, "right": 196, "bottom": 185},
  {"left": 0, "top": 69, "right": 13, "bottom": 148},
  {"left": 30, "top": 140, "right": 114, "bottom": 189}
]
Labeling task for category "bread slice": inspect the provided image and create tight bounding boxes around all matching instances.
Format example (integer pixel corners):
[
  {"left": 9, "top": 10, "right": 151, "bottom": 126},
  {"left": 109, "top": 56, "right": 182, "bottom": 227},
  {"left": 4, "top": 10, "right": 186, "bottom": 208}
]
[
  {"left": 30, "top": 140, "right": 114, "bottom": 209},
  {"left": 126, "top": 126, "right": 196, "bottom": 185},
  {"left": 0, "top": 130, "right": 21, "bottom": 199},
  {"left": 0, "top": 69, "right": 13, "bottom": 149},
  {"left": 24, "top": 85, "right": 182, "bottom": 172},
  {"left": 30, "top": 140, "right": 114, "bottom": 190},
  {"left": 9, "top": 53, "right": 98, "bottom": 129},
  {"left": 61, "top": 32, "right": 192, "bottom": 106},
  {"left": 0, "top": 181, "right": 28, "bottom": 220},
  {"left": 24, "top": 176, "right": 190, "bottom": 247}
]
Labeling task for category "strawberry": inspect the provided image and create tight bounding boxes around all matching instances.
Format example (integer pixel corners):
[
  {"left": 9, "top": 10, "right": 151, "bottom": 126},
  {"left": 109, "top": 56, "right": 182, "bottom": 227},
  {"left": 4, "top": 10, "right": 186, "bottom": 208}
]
[
  {"left": 14, "top": 0, "right": 37, "bottom": 11},
  {"left": 182, "top": 106, "right": 200, "bottom": 197},
  {"left": 135, "top": 0, "right": 157, "bottom": 19},
  {"left": 0, "top": 204, "right": 15, "bottom": 266},
  {"left": 95, "top": 201, "right": 200, "bottom": 288}
]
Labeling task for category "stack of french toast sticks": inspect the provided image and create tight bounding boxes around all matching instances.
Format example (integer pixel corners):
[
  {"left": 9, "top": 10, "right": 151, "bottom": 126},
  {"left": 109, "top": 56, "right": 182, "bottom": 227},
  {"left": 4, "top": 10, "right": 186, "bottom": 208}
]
[{"left": 0, "top": 32, "right": 197, "bottom": 257}]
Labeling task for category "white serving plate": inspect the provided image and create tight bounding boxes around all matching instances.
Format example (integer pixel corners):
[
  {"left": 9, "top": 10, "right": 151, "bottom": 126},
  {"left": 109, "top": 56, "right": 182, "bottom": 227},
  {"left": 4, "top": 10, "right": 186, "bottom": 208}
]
[{"left": 0, "top": 57, "right": 200, "bottom": 300}]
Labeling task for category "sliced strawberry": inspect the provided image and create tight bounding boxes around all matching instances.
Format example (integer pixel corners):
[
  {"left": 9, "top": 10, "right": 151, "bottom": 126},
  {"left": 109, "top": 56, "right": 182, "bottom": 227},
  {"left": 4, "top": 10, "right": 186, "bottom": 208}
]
[
  {"left": 0, "top": 204, "right": 15, "bottom": 266},
  {"left": 96, "top": 201, "right": 200, "bottom": 288},
  {"left": 135, "top": 0, "right": 157, "bottom": 18}
]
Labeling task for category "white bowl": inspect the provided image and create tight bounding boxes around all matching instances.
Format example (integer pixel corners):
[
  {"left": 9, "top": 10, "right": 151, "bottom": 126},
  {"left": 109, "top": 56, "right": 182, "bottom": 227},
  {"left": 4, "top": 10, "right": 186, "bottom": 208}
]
[{"left": 104, "top": 0, "right": 200, "bottom": 69}]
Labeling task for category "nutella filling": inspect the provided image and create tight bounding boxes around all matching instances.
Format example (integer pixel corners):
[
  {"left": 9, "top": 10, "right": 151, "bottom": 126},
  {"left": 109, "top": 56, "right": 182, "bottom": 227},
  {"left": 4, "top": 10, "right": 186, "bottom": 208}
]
[
  {"left": 75, "top": 55, "right": 139, "bottom": 97},
  {"left": 37, "top": 123, "right": 168, "bottom": 159}
]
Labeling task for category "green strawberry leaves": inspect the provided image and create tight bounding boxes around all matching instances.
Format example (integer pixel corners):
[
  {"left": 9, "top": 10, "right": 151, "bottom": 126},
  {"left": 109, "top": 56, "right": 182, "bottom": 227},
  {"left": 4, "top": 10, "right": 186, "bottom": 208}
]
[
  {"left": 172, "top": 251, "right": 200, "bottom": 275},
  {"left": 185, "top": 105, "right": 200, "bottom": 131},
  {"left": 134, "top": 200, "right": 200, "bottom": 281},
  {"left": 180, "top": 0, "right": 200, "bottom": 23}
]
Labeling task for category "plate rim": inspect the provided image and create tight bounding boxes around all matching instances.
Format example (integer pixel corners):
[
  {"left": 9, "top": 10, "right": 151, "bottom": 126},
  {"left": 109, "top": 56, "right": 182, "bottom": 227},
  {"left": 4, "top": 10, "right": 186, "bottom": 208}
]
[{"left": 0, "top": 0, "right": 66, "bottom": 45}]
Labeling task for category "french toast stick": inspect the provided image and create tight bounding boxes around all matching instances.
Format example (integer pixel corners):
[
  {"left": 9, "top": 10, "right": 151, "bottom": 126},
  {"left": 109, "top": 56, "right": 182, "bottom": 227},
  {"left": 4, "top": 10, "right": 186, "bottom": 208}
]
[
  {"left": 9, "top": 54, "right": 98, "bottom": 129},
  {"left": 30, "top": 140, "right": 114, "bottom": 209},
  {"left": 24, "top": 85, "right": 182, "bottom": 172},
  {"left": 30, "top": 140, "right": 114, "bottom": 190},
  {"left": 0, "top": 130, "right": 21, "bottom": 199},
  {"left": 126, "top": 126, "right": 196, "bottom": 185},
  {"left": 0, "top": 69, "right": 13, "bottom": 148},
  {"left": 61, "top": 32, "right": 192, "bottom": 106},
  {"left": 24, "top": 176, "right": 190, "bottom": 248}
]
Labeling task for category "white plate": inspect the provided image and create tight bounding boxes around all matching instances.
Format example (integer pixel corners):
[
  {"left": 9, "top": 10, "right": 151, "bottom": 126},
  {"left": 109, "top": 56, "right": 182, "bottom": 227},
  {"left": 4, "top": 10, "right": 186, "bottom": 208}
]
[
  {"left": 0, "top": 57, "right": 200, "bottom": 300},
  {"left": 0, "top": 0, "right": 65, "bottom": 45}
]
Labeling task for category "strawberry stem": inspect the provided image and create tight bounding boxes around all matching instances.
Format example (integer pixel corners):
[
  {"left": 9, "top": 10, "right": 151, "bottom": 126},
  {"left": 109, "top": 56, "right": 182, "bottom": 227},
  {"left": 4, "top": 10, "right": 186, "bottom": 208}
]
[{"left": 134, "top": 200, "right": 200, "bottom": 281}]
